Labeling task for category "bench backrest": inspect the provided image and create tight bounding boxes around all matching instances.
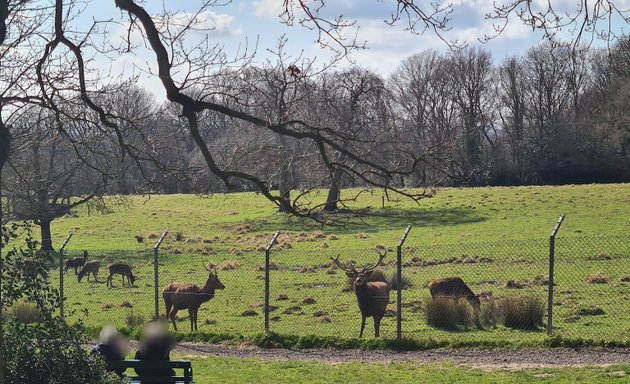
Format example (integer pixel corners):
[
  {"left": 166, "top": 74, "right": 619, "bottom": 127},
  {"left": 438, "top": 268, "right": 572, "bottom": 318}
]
[{"left": 108, "top": 360, "right": 193, "bottom": 384}]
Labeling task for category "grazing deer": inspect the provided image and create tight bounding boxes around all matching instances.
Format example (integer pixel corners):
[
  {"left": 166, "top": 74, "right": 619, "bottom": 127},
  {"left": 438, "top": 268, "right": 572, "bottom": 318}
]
[
  {"left": 427, "top": 277, "right": 487, "bottom": 328},
  {"left": 78, "top": 260, "right": 100, "bottom": 282},
  {"left": 331, "top": 250, "right": 390, "bottom": 338},
  {"left": 64, "top": 250, "right": 88, "bottom": 275},
  {"left": 162, "top": 262, "right": 225, "bottom": 332},
  {"left": 106, "top": 263, "right": 136, "bottom": 287}
]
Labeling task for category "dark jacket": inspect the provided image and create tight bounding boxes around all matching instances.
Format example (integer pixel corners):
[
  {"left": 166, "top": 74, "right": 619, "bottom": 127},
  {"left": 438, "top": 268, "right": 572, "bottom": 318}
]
[
  {"left": 134, "top": 335, "right": 176, "bottom": 384},
  {"left": 91, "top": 343, "right": 125, "bottom": 376}
]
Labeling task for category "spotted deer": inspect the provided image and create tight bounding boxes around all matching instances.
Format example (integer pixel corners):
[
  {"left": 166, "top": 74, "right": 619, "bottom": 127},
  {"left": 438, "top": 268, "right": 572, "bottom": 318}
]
[{"left": 331, "top": 250, "right": 390, "bottom": 338}]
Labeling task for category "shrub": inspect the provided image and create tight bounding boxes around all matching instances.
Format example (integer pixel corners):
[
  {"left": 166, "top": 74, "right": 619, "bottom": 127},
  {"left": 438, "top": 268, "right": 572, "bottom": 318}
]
[
  {"left": 425, "top": 299, "right": 473, "bottom": 331},
  {"left": 1, "top": 223, "right": 122, "bottom": 384},
  {"left": 175, "top": 231, "right": 184, "bottom": 241},
  {"left": 125, "top": 312, "right": 145, "bottom": 327},
  {"left": 586, "top": 272, "right": 608, "bottom": 284},
  {"left": 389, "top": 272, "right": 413, "bottom": 290},
  {"left": 479, "top": 297, "right": 501, "bottom": 328},
  {"left": 500, "top": 296, "right": 544, "bottom": 330}
]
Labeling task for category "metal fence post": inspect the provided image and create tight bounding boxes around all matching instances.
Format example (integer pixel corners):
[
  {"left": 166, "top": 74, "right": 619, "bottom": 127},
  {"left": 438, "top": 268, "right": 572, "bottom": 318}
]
[
  {"left": 58, "top": 232, "right": 73, "bottom": 319},
  {"left": 397, "top": 225, "right": 411, "bottom": 340},
  {"left": 154, "top": 231, "right": 168, "bottom": 320},
  {"left": 547, "top": 215, "right": 565, "bottom": 336},
  {"left": 265, "top": 232, "right": 280, "bottom": 334}
]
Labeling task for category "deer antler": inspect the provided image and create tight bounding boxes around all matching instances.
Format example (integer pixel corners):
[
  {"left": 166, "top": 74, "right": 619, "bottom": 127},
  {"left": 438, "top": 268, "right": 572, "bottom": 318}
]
[
  {"left": 330, "top": 255, "right": 356, "bottom": 273},
  {"left": 360, "top": 249, "right": 387, "bottom": 273},
  {"left": 204, "top": 262, "right": 216, "bottom": 274}
]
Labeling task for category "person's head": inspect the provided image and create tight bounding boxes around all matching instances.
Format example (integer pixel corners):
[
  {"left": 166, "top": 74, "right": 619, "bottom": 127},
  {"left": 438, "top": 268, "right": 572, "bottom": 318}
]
[
  {"left": 139, "top": 320, "right": 175, "bottom": 354},
  {"left": 99, "top": 325, "right": 130, "bottom": 356}
]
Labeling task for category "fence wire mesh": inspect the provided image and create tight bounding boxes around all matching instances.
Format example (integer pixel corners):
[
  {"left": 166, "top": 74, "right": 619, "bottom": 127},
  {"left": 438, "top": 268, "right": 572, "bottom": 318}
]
[
  {"left": 54, "top": 235, "right": 629, "bottom": 344},
  {"left": 553, "top": 236, "right": 630, "bottom": 341}
]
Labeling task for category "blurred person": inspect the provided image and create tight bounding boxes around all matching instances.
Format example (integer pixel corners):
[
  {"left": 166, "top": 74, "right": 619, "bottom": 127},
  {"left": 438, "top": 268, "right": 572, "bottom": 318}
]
[
  {"left": 135, "top": 320, "right": 176, "bottom": 384},
  {"left": 91, "top": 325, "right": 130, "bottom": 376}
]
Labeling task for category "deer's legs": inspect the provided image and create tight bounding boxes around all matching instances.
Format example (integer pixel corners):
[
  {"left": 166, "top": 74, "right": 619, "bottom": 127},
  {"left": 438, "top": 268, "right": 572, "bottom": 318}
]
[
  {"left": 374, "top": 313, "right": 383, "bottom": 338},
  {"left": 169, "top": 308, "right": 179, "bottom": 331},
  {"left": 190, "top": 308, "right": 199, "bottom": 332},
  {"left": 359, "top": 315, "right": 367, "bottom": 338}
]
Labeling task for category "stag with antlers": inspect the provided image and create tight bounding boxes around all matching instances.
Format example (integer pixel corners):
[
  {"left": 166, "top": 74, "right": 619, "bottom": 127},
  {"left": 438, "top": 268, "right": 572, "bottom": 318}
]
[
  {"left": 331, "top": 250, "right": 390, "bottom": 337},
  {"left": 162, "top": 262, "right": 225, "bottom": 332}
]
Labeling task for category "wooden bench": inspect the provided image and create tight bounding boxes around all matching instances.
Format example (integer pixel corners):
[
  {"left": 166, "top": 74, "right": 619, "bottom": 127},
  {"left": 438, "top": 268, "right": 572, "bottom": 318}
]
[{"left": 107, "top": 360, "right": 194, "bottom": 384}]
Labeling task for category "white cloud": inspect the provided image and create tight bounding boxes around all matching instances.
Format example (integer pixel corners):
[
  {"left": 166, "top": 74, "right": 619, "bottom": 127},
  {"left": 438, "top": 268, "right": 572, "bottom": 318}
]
[{"left": 253, "top": 0, "right": 285, "bottom": 20}]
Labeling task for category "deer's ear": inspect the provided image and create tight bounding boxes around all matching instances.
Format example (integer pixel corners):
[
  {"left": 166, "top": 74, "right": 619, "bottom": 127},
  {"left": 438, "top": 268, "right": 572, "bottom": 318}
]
[
  {"left": 345, "top": 272, "right": 355, "bottom": 278},
  {"left": 364, "top": 270, "right": 373, "bottom": 276}
]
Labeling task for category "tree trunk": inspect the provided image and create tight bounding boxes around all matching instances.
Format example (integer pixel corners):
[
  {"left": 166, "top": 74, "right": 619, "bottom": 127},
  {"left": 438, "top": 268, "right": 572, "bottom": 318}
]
[
  {"left": 0, "top": 93, "right": 9, "bottom": 384},
  {"left": 323, "top": 168, "right": 344, "bottom": 212},
  {"left": 323, "top": 184, "right": 340, "bottom": 212},
  {"left": 277, "top": 184, "right": 291, "bottom": 213},
  {"left": 39, "top": 219, "right": 54, "bottom": 251}
]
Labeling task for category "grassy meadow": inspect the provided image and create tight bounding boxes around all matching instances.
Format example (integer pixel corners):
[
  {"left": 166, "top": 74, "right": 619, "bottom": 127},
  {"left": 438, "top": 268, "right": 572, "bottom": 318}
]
[
  {"left": 179, "top": 356, "right": 630, "bottom": 384},
  {"left": 25, "top": 184, "right": 630, "bottom": 347}
]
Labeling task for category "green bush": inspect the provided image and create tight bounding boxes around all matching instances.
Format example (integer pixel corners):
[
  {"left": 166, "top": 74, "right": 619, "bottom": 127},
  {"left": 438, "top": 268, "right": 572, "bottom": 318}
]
[
  {"left": 1, "top": 222, "right": 123, "bottom": 384},
  {"left": 425, "top": 299, "right": 473, "bottom": 331},
  {"left": 500, "top": 296, "right": 545, "bottom": 330}
]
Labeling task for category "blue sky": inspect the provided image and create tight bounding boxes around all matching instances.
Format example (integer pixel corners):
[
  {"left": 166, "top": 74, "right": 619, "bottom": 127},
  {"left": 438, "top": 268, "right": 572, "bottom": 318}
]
[{"left": 80, "top": 0, "right": 630, "bottom": 100}]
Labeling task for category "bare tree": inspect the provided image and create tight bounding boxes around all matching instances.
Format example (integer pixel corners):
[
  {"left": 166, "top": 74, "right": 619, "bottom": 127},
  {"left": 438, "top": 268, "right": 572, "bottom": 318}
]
[{"left": 3, "top": 107, "right": 112, "bottom": 250}]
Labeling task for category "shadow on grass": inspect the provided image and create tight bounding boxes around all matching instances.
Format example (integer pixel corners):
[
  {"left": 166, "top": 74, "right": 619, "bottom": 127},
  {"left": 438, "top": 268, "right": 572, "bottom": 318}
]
[{"left": 254, "top": 206, "right": 488, "bottom": 234}]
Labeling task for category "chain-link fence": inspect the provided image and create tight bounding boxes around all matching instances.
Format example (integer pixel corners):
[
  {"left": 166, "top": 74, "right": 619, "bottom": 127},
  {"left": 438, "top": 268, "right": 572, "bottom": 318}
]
[{"left": 53, "top": 230, "right": 629, "bottom": 345}]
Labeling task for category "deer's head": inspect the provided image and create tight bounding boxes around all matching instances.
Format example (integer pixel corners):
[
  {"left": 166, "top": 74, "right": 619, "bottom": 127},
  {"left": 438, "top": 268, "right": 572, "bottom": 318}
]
[
  {"left": 203, "top": 262, "right": 225, "bottom": 291},
  {"left": 331, "top": 250, "right": 387, "bottom": 289}
]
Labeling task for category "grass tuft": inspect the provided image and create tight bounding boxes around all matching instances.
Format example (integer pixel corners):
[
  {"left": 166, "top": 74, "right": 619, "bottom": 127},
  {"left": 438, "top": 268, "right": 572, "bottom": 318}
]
[
  {"left": 500, "top": 296, "right": 544, "bottom": 330},
  {"left": 425, "top": 299, "right": 473, "bottom": 331},
  {"left": 586, "top": 272, "right": 608, "bottom": 284}
]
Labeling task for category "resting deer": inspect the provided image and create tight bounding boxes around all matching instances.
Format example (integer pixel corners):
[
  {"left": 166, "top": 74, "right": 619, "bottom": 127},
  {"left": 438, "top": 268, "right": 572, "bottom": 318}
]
[
  {"left": 427, "top": 277, "right": 488, "bottom": 328},
  {"left": 106, "top": 263, "right": 136, "bottom": 287},
  {"left": 78, "top": 260, "right": 100, "bottom": 282},
  {"left": 331, "top": 250, "right": 390, "bottom": 338},
  {"left": 162, "top": 262, "right": 225, "bottom": 332},
  {"left": 64, "top": 250, "right": 88, "bottom": 275}
]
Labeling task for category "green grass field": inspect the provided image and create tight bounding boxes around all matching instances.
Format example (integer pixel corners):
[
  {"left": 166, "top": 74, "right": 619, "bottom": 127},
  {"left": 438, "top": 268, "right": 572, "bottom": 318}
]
[
  {"left": 20, "top": 184, "right": 630, "bottom": 347},
  {"left": 181, "top": 356, "right": 630, "bottom": 384}
]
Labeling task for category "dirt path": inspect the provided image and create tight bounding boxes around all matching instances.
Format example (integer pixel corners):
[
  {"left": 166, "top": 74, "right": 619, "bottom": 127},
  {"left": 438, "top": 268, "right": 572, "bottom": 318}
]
[{"left": 164, "top": 342, "right": 630, "bottom": 370}]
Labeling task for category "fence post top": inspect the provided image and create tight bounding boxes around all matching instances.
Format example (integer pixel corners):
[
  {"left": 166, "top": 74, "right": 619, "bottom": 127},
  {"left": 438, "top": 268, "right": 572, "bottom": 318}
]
[
  {"left": 59, "top": 232, "right": 73, "bottom": 251},
  {"left": 265, "top": 231, "right": 280, "bottom": 252},
  {"left": 550, "top": 215, "right": 565, "bottom": 238},
  {"left": 398, "top": 225, "right": 412, "bottom": 247},
  {"left": 154, "top": 231, "right": 169, "bottom": 250}
]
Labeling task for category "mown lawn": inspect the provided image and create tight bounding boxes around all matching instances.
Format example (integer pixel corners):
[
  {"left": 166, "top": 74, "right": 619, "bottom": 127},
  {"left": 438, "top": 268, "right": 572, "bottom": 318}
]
[
  {"left": 182, "top": 356, "right": 630, "bottom": 384},
  {"left": 20, "top": 184, "right": 630, "bottom": 347}
]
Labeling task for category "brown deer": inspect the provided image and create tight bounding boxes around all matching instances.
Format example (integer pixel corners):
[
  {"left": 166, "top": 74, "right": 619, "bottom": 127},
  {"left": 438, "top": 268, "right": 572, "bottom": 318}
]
[
  {"left": 78, "top": 260, "right": 100, "bottom": 282},
  {"left": 162, "top": 262, "right": 225, "bottom": 332},
  {"left": 331, "top": 250, "right": 390, "bottom": 338},
  {"left": 427, "top": 277, "right": 487, "bottom": 328},
  {"left": 106, "top": 263, "right": 136, "bottom": 287},
  {"left": 64, "top": 250, "right": 88, "bottom": 275}
]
